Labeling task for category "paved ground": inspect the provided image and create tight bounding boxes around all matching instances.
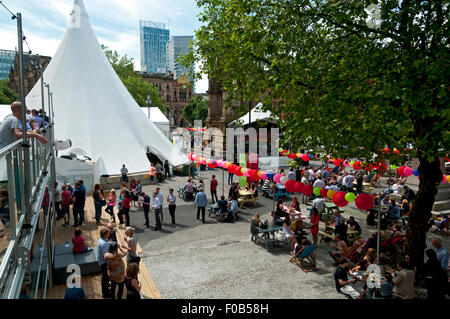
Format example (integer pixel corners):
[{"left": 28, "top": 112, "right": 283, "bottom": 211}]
[{"left": 124, "top": 169, "right": 449, "bottom": 299}]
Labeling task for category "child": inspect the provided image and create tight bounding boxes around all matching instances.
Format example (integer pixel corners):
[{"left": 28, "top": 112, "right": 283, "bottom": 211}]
[{"left": 105, "top": 189, "right": 117, "bottom": 223}]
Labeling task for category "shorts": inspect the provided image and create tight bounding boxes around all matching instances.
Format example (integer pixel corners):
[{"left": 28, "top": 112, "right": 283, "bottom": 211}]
[{"left": 62, "top": 204, "right": 70, "bottom": 215}]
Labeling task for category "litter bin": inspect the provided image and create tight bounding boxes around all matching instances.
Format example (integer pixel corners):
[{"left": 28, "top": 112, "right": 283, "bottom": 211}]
[{"left": 183, "top": 164, "right": 190, "bottom": 176}]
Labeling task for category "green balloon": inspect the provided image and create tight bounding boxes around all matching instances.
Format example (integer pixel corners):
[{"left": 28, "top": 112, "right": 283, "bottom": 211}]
[
  {"left": 390, "top": 165, "right": 397, "bottom": 170},
  {"left": 350, "top": 160, "right": 355, "bottom": 166},
  {"left": 313, "top": 187, "right": 321, "bottom": 196},
  {"left": 345, "top": 192, "right": 356, "bottom": 202},
  {"left": 241, "top": 167, "right": 245, "bottom": 173},
  {"left": 279, "top": 148, "right": 283, "bottom": 152},
  {"left": 239, "top": 176, "right": 247, "bottom": 187}
]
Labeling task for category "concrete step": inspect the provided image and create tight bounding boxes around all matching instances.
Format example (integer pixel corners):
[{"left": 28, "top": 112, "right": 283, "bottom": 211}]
[
  {"left": 433, "top": 200, "right": 450, "bottom": 211},
  {"left": 431, "top": 209, "right": 450, "bottom": 217},
  {"left": 435, "top": 188, "right": 450, "bottom": 201}
]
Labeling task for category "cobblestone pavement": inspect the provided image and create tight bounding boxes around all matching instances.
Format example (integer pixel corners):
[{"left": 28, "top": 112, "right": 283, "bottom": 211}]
[{"left": 127, "top": 169, "right": 449, "bottom": 299}]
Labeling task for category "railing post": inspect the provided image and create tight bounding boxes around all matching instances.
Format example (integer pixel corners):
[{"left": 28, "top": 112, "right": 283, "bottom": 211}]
[
  {"left": 6, "top": 152, "right": 16, "bottom": 240},
  {"left": 17, "top": 13, "right": 32, "bottom": 233}
]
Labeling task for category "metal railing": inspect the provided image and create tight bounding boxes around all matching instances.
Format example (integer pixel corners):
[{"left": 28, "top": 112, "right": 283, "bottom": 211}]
[{"left": 0, "top": 122, "right": 56, "bottom": 299}]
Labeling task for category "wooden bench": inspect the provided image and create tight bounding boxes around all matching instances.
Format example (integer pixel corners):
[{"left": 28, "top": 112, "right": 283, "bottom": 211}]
[
  {"left": 319, "top": 230, "right": 334, "bottom": 242},
  {"left": 253, "top": 234, "right": 278, "bottom": 251},
  {"left": 238, "top": 197, "right": 257, "bottom": 208}
]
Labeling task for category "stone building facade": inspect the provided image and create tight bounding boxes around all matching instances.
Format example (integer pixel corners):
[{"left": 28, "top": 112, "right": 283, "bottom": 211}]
[
  {"left": 9, "top": 53, "right": 51, "bottom": 98},
  {"left": 140, "top": 72, "right": 193, "bottom": 127}
]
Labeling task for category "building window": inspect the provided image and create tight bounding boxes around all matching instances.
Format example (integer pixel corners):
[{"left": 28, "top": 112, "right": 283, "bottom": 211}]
[{"left": 166, "top": 95, "right": 169, "bottom": 102}]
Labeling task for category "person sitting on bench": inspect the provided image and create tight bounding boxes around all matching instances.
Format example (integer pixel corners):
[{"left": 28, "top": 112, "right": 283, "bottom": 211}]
[
  {"left": 227, "top": 196, "right": 239, "bottom": 220},
  {"left": 217, "top": 196, "right": 228, "bottom": 214},
  {"left": 72, "top": 228, "right": 93, "bottom": 254},
  {"left": 387, "top": 199, "right": 400, "bottom": 221},
  {"left": 282, "top": 215, "right": 298, "bottom": 251},
  {"left": 184, "top": 179, "right": 194, "bottom": 200},
  {"left": 328, "top": 234, "right": 348, "bottom": 265}
]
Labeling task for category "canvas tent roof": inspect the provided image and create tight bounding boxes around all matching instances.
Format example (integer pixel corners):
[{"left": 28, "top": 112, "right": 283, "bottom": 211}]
[
  {"left": 140, "top": 107, "right": 170, "bottom": 136},
  {"left": 26, "top": 0, "right": 188, "bottom": 175},
  {"left": 229, "top": 103, "right": 276, "bottom": 126}
]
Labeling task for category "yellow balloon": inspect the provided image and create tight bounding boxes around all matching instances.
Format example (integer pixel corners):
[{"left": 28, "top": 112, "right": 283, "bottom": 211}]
[
  {"left": 327, "top": 189, "right": 336, "bottom": 200},
  {"left": 226, "top": 162, "right": 231, "bottom": 168},
  {"left": 257, "top": 171, "right": 262, "bottom": 177},
  {"left": 446, "top": 175, "right": 450, "bottom": 183}
]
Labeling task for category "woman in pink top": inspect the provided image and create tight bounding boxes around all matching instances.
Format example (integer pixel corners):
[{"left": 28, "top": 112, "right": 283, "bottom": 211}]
[
  {"left": 149, "top": 164, "right": 156, "bottom": 185},
  {"left": 310, "top": 207, "right": 320, "bottom": 245}
]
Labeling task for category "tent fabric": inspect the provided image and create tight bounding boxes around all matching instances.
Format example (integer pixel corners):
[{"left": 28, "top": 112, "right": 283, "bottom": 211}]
[
  {"left": 0, "top": 104, "right": 11, "bottom": 123},
  {"left": 25, "top": 0, "right": 188, "bottom": 175},
  {"left": 229, "top": 102, "right": 276, "bottom": 126}
]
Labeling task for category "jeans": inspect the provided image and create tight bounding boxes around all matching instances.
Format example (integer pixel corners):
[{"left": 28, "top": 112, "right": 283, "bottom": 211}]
[
  {"left": 100, "top": 263, "right": 110, "bottom": 297},
  {"left": 169, "top": 205, "right": 176, "bottom": 224},
  {"left": 122, "top": 174, "right": 128, "bottom": 182},
  {"left": 328, "top": 249, "right": 341, "bottom": 262},
  {"left": 143, "top": 208, "right": 149, "bottom": 226},
  {"left": 105, "top": 205, "right": 114, "bottom": 218},
  {"left": 118, "top": 208, "right": 130, "bottom": 226},
  {"left": 73, "top": 205, "right": 83, "bottom": 226},
  {"left": 165, "top": 168, "right": 170, "bottom": 179},
  {"left": 94, "top": 201, "right": 102, "bottom": 223},
  {"left": 197, "top": 206, "right": 206, "bottom": 222},
  {"left": 110, "top": 280, "right": 124, "bottom": 299},
  {"left": 211, "top": 190, "right": 218, "bottom": 204},
  {"left": 154, "top": 208, "right": 162, "bottom": 229},
  {"left": 228, "top": 174, "right": 233, "bottom": 185},
  {"left": 80, "top": 202, "right": 85, "bottom": 224},
  {"left": 55, "top": 201, "right": 62, "bottom": 218}
]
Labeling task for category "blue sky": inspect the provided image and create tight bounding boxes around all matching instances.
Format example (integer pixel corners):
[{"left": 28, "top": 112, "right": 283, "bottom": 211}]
[{"left": 0, "top": 0, "right": 208, "bottom": 92}]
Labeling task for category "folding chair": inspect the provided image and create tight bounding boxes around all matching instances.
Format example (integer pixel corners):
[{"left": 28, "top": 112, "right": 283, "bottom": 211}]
[{"left": 289, "top": 245, "right": 317, "bottom": 272}]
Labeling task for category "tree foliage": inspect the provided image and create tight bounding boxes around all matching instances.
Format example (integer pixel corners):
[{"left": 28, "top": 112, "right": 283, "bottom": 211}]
[
  {"left": 182, "top": 95, "right": 209, "bottom": 125},
  {"left": 102, "top": 45, "right": 167, "bottom": 113},
  {"left": 186, "top": 0, "right": 450, "bottom": 267},
  {"left": 0, "top": 79, "right": 18, "bottom": 104}
]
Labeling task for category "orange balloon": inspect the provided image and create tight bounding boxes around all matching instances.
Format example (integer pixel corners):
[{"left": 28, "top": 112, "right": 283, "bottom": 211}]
[{"left": 327, "top": 189, "right": 336, "bottom": 200}]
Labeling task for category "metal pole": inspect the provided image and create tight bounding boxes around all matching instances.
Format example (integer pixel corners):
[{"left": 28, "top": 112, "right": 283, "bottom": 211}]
[
  {"left": 40, "top": 67, "right": 45, "bottom": 122},
  {"left": 376, "top": 206, "right": 381, "bottom": 264},
  {"left": 222, "top": 166, "right": 224, "bottom": 198},
  {"left": 17, "top": 12, "right": 32, "bottom": 230}
]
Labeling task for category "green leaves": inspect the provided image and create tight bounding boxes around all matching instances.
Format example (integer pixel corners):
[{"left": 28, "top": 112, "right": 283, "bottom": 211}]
[
  {"left": 0, "top": 79, "right": 18, "bottom": 104},
  {"left": 182, "top": 95, "right": 209, "bottom": 126}
]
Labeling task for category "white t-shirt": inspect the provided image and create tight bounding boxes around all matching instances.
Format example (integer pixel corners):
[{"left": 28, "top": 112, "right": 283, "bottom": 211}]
[
  {"left": 313, "top": 179, "right": 325, "bottom": 189},
  {"left": 121, "top": 167, "right": 128, "bottom": 175},
  {"left": 313, "top": 197, "right": 325, "bottom": 213}
]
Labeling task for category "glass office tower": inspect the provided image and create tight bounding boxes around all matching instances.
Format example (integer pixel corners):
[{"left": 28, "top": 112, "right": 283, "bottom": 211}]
[
  {"left": 167, "top": 36, "right": 194, "bottom": 81},
  {"left": 140, "top": 20, "right": 170, "bottom": 74},
  {"left": 0, "top": 49, "right": 16, "bottom": 80}
]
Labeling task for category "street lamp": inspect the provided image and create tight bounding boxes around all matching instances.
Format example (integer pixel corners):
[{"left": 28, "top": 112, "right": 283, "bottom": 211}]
[{"left": 146, "top": 94, "right": 152, "bottom": 120}]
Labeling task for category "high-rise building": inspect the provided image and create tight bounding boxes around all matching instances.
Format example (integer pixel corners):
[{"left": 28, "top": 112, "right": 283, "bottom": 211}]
[
  {"left": 167, "top": 36, "right": 195, "bottom": 84},
  {"left": 0, "top": 49, "right": 16, "bottom": 80},
  {"left": 139, "top": 20, "right": 170, "bottom": 74}
]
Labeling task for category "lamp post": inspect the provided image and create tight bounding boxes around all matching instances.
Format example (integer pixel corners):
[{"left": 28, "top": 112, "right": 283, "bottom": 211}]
[{"left": 146, "top": 94, "right": 152, "bottom": 120}]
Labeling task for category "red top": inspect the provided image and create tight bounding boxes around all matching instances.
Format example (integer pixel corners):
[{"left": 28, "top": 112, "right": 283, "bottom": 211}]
[
  {"left": 122, "top": 197, "right": 131, "bottom": 209},
  {"left": 42, "top": 191, "right": 50, "bottom": 207},
  {"left": 62, "top": 190, "right": 71, "bottom": 205},
  {"left": 310, "top": 213, "right": 320, "bottom": 235},
  {"left": 210, "top": 179, "right": 218, "bottom": 191},
  {"left": 72, "top": 236, "right": 86, "bottom": 254}
]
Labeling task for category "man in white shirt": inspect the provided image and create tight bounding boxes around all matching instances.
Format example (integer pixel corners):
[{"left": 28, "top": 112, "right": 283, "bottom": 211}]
[
  {"left": 152, "top": 192, "right": 162, "bottom": 230},
  {"left": 313, "top": 196, "right": 325, "bottom": 214},
  {"left": 155, "top": 187, "right": 164, "bottom": 224},
  {"left": 54, "top": 181, "right": 63, "bottom": 220},
  {"left": 343, "top": 172, "right": 354, "bottom": 192},
  {"left": 228, "top": 197, "right": 239, "bottom": 219},
  {"left": 288, "top": 168, "right": 296, "bottom": 181},
  {"left": 337, "top": 173, "right": 344, "bottom": 186},
  {"left": 392, "top": 183, "right": 404, "bottom": 194},
  {"left": 120, "top": 164, "right": 128, "bottom": 182},
  {"left": 308, "top": 168, "right": 315, "bottom": 182},
  {"left": 313, "top": 177, "right": 326, "bottom": 189}
]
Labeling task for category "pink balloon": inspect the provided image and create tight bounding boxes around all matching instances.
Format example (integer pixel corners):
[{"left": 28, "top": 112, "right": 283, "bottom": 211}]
[
  {"left": 274, "top": 173, "right": 282, "bottom": 183},
  {"left": 243, "top": 168, "right": 250, "bottom": 177},
  {"left": 261, "top": 171, "right": 268, "bottom": 180},
  {"left": 404, "top": 167, "right": 413, "bottom": 177},
  {"left": 442, "top": 175, "right": 447, "bottom": 184},
  {"left": 343, "top": 160, "right": 350, "bottom": 167}
]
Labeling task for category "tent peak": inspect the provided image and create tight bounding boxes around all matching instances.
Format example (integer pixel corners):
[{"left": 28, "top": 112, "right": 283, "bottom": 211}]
[{"left": 70, "top": 0, "right": 88, "bottom": 18}]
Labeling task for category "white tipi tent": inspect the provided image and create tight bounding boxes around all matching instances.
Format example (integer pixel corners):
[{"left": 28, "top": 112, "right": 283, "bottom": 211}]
[{"left": 26, "top": 0, "right": 188, "bottom": 175}]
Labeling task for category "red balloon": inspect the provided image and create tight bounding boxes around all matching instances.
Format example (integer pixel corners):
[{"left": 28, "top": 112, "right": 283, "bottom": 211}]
[
  {"left": 353, "top": 161, "right": 361, "bottom": 170},
  {"left": 288, "top": 153, "right": 296, "bottom": 159},
  {"left": 355, "top": 193, "right": 374, "bottom": 211},
  {"left": 302, "top": 185, "right": 313, "bottom": 196},
  {"left": 333, "top": 160, "right": 340, "bottom": 166},
  {"left": 227, "top": 164, "right": 235, "bottom": 173},
  {"left": 294, "top": 182, "right": 304, "bottom": 193},
  {"left": 285, "top": 180, "right": 296, "bottom": 193},
  {"left": 398, "top": 166, "right": 405, "bottom": 177},
  {"left": 333, "top": 191, "right": 348, "bottom": 207},
  {"left": 301, "top": 154, "right": 310, "bottom": 162},
  {"left": 320, "top": 188, "right": 328, "bottom": 198},
  {"left": 235, "top": 169, "right": 244, "bottom": 177}
]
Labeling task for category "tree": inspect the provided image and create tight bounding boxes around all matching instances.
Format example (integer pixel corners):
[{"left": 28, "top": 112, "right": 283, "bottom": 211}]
[
  {"left": 0, "top": 79, "right": 18, "bottom": 104},
  {"left": 187, "top": 0, "right": 449, "bottom": 268},
  {"left": 182, "top": 95, "right": 209, "bottom": 126},
  {"left": 102, "top": 45, "right": 168, "bottom": 113}
]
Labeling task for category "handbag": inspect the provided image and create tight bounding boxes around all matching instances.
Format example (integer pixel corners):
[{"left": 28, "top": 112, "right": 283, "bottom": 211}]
[{"left": 101, "top": 200, "right": 107, "bottom": 207}]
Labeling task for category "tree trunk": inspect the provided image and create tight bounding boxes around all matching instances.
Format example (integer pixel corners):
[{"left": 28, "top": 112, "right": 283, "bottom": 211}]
[{"left": 405, "top": 156, "right": 443, "bottom": 271}]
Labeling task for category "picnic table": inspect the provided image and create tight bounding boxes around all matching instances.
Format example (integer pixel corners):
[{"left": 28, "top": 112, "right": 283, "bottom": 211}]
[
  {"left": 274, "top": 185, "right": 291, "bottom": 201},
  {"left": 252, "top": 225, "right": 283, "bottom": 251},
  {"left": 283, "top": 205, "right": 306, "bottom": 222},
  {"left": 238, "top": 190, "right": 257, "bottom": 208}
]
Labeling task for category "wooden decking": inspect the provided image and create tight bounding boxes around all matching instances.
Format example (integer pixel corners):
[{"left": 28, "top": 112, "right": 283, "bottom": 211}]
[{"left": 33, "top": 198, "right": 162, "bottom": 299}]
